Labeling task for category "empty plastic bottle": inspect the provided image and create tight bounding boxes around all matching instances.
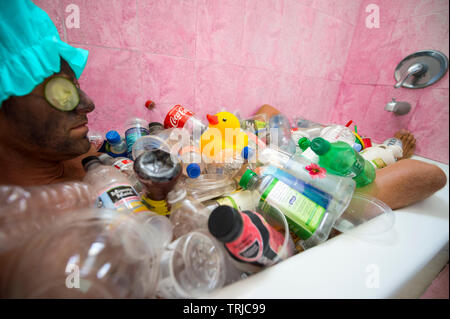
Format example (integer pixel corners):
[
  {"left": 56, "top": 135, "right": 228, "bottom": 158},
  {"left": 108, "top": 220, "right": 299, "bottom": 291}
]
[
  {"left": 184, "top": 173, "right": 238, "bottom": 203},
  {"left": 124, "top": 117, "right": 150, "bottom": 159},
  {"left": 0, "top": 182, "right": 96, "bottom": 253},
  {"left": 309, "top": 137, "right": 376, "bottom": 188},
  {"left": 178, "top": 143, "right": 204, "bottom": 179},
  {"left": 167, "top": 185, "right": 211, "bottom": 240},
  {"left": 82, "top": 156, "right": 149, "bottom": 213},
  {"left": 239, "top": 168, "right": 336, "bottom": 249},
  {"left": 268, "top": 114, "right": 297, "bottom": 154},
  {"left": 1, "top": 208, "right": 165, "bottom": 298},
  {"left": 133, "top": 149, "right": 182, "bottom": 216},
  {"left": 360, "top": 138, "right": 403, "bottom": 169},
  {"left": 105, "top": 130, "right": 128, "bottom": 157},
  {"left": 203, "top": 190, "right": 259, "bottom": 212}
]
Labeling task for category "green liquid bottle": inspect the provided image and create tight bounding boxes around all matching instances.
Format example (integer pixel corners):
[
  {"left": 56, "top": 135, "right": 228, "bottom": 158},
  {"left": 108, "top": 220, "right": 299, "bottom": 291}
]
[{"left": 309, "top": 137, "right": 376, "bottom": 188}]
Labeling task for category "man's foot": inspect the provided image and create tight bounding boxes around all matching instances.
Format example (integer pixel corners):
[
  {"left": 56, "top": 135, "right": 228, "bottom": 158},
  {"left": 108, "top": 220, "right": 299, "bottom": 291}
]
[{"left": 394, "top": 129, "right": 416, "bottom": 159}]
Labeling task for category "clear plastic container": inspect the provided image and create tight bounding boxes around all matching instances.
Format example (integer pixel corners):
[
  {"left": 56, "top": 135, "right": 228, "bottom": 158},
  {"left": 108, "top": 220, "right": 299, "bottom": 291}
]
[
  {"left": 1, "top": 208, "right": 164, "bottom": 298},
  {"left": 163, "top": 105, "right": 207, "bottom": 142},
  {"left": 105, "top": 130, "right": 128, "bottom": 156},
  {"left": 124, "top": 117, "right": 150, "bottom": 158},
  {"left": 333, "top": 192, "right": 395, "bottom": 242},
  {"left": 267, "top": 114, "right": 297, "bottom": 154},
  {"left": 167, "top": 186, "right": 211, "bottom": 240},
  {"left": 184, "top": 173, "right": 238, "bottom": 202},
  {"left": 156, "top": 231, "right": 227, "bottom": 299},
  {"left": 0, "top": 182, "right": 96, "bottom": 253}
]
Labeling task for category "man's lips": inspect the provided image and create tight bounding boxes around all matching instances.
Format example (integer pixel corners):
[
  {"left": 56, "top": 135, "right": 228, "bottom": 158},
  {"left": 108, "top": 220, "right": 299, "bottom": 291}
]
[{"left": 71, "top": 121, "right": 88, "bottom": 130}]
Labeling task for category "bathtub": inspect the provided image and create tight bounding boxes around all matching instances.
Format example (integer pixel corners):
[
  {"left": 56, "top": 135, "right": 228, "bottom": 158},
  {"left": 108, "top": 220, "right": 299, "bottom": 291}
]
[{"left": 205, "top": 155, "right": 449, "bottom": 299}]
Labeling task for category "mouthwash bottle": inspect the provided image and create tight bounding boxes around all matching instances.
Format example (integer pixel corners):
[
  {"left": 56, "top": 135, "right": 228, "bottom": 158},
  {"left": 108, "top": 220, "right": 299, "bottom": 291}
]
[
  {"left": 239, "top": 169, "right": 336, "bottom": 249},
  {"left": 309, "top": 137, "right": 375, "bottom": 187}
]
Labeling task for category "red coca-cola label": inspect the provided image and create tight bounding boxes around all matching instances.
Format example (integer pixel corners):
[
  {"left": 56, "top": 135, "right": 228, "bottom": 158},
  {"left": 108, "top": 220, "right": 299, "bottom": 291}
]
[{"left": 164, "top": 105, "right": 194, "bottom": 129}]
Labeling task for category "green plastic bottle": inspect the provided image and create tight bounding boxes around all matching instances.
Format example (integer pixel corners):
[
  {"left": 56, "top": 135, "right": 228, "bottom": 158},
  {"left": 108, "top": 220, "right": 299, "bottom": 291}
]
[{"left": 309, "top": 137, "right": 375, "bottom": 188}]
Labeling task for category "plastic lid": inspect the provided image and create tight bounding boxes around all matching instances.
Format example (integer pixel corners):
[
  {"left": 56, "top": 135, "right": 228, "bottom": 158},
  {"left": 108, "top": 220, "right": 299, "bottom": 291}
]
[
  {"left": 186, "top": 163, "right": 201, "bottom": 178},
  {"left": 105, "top": 130, "right": 121, "bottom": 144},
  {"left": 298, "top": 137, "right": 310, "bottom": 151},
  {"left": 310, "top": 137, "right": 331, "bottom": 155},
  {"left": 353, "top": 143, "right": 362, "bottom": 152},
  {"left": 239, "top": 169, "right": 257, "bottom": 189},
  {"left": 241, "top": 146, "right": 254, "bottom": 160},
  {"left": 81, "top": 155, "right": 100, "bottom": 169},
  {"left": 208, "top": 206, "right": 243, "bottom": 243}
]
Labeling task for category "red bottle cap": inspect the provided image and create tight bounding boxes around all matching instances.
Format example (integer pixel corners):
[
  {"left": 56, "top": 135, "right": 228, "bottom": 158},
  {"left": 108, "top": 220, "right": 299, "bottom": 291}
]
[
  {"left": 362, "top": 137, "right": 372, "bottom": 148},
  {"left": 145, "top": 100, "right": 155, "bottom": 109}
]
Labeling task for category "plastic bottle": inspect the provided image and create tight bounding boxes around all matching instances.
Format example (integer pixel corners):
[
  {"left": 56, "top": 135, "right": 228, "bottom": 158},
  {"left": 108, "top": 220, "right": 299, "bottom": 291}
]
[
  {"left": 1, "top": 208, "right": 164, "bottom": 298},
  {"left": 133, "top": 149, "right": 182, "bottom": 216},
  {"left": 167, "top": 186, "right": 211, "bottom": 240},
  {"left": 320, "top": 124, "right": 356, "bottom": 145},
  {"left": 256, "top": 147, "right": 355, "bottom": 217},
  {"left": 82, "top": 156, "right": 150, "bottom": 213},
  {"left": 156, "top": 231, "right": 227, "bottom": 299},
  {"left": 105, "top": 130, "right": 128, "bottom": 157},
  {"left": 207, "top": 206, "right": 290, "bottom": 268},
  {"left": 178, "top": 143, "right": 204, "bottom": 178},
  {"left": 0, "top": 182, "right": 96, "bottom": 253},
  {"left": 184, "top": 173, "right": 238, "bottom": 203},
  {"left": 148, "top": 122, "right": 165, "bottom": 135},
  {"left": 164, "top": 105, "right": 207, "bottom": 141},
  {"left": 98, "top": 154, "right": 145, "bottom": 195},
  {"left": 309, "top": 137, "right": 376, "bottom": 188},
  {"left": 239, "top": 168, "right": 337, "bottom": 249},
  {"left": 124, "top": 117, "right": 150, "bottom": 159},
  {"left": 267, "top": 114, "right": 297, "bottom": 154},
  {"left": 203, "top": 190, "right": 260, "bottom": 212},
  {"left": 87, "top": 131, "right": 105, "bottom": 151},
  {"left": 360, "top": 138, "right": 403, "bottom": 169}
]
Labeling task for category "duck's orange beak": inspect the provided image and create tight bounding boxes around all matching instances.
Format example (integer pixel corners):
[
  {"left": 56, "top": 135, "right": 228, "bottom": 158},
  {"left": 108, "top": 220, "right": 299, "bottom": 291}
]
[{"left": 207, "top": 114, "right": 219, "bottom": 125}]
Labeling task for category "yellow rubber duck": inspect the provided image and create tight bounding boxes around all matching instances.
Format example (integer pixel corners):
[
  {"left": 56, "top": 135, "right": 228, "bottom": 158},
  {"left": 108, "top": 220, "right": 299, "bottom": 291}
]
[{"left": 200, "top": 111, "right": 249, "bottom": 160}]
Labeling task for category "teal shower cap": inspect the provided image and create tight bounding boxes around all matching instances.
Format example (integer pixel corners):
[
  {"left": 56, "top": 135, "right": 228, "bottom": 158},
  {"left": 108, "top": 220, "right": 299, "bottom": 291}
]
[{"left": 0, "top": 0, "right": 89, "bottom": 106}]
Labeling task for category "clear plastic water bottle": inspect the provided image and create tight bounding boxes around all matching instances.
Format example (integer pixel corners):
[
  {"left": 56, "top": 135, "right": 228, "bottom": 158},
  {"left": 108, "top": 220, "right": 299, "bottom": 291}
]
[
  {"left": 184, "top": 173, "right": 238, "bottom": 203},
  {"left": 268, "top": 114, "right": 297, "bottom": 154},
  {"left": 105, "top": 130, "right": 128, "bottom": 157},
  {"left": 0, "top": 182, "right": 96, "bottom": 253},
  {"left": 124, "top": 118, "right": 150, "bottom": 159},
  {"left": 167, "top": 185, "right": 211, "bottom": 240},
  {"left": 82, "top": 156, "right": 149, "bottom": 214},
  {"left": 1, "top": 208, "right": 165, "bottom": 298},
  {"left": 178, "top": 143, "right": 204, "bottom": 179}
]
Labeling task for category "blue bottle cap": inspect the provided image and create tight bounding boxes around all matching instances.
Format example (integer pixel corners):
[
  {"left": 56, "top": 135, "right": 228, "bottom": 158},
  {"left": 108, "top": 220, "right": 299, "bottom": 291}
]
[
  {"left": 353, "top": 143, "right": 362, "bottom": 152},
  {"left": 241, "top": 146, "right": 254, "bottom": 160},
  {"left": 186, "top": 163, "right": 201, "bottom": 178},
  {"left": 106, "top": 130, "right": 121, "bottom": 144}
]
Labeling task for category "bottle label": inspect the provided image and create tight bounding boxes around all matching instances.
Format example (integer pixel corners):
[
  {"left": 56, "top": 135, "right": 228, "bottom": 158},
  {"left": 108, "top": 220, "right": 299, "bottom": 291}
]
[
  {"left": 141, "top": 194, "right": 170, "bottom": 216},
  {"left": 125, "top": 127, "right": 150, "bottom": 156},
  {"left": 112, "top": 158, "right": 134, "bottom": 171},
  {"left": 260, "top": 178, "right": 326, "bottom": 240},
  {"left": 371, "top": 158, "right": 387, "bottom": 169},
  {"left": 348, "top": 154, "right": 366, "bottom": 178},
  {"left": 96, "top": 183, "right": 149, "bottom": 213},
  {"left": 216, "top": 191, "right": 257, "bottom": 211},
  {"left": 164, "top": 105, "right": 194, "bottom": 129},
  {"left": 225, "top": 211, "right": 285, "bottom": 266}
]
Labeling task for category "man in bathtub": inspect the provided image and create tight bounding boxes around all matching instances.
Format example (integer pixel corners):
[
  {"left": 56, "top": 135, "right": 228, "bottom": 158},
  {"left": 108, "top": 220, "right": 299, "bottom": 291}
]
[{"left": 0, "top": 1, "right": 446, "bottom": 208}]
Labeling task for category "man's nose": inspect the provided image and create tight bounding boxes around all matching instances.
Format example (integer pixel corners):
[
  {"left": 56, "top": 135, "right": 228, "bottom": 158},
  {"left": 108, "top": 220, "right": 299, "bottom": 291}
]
[{"left": 75, "top": 89, "right": 95, "bottom": 114}]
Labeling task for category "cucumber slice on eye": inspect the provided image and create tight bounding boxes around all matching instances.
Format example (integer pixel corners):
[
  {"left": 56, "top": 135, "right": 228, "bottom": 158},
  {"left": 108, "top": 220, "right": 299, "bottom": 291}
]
[{"left": 44, "top": 76, "right": 80, "bottom": 111}]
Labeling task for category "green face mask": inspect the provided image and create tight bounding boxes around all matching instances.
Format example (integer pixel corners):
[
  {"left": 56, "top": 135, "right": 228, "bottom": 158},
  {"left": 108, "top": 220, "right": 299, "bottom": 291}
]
[{"left": 44, "top": 77, "right": 80, "bottom": 111}]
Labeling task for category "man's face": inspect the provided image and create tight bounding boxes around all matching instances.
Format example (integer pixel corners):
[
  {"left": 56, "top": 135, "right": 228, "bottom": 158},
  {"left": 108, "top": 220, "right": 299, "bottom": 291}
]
[{"left": 0, "top": 59, "right": 95, "bottom": 161}]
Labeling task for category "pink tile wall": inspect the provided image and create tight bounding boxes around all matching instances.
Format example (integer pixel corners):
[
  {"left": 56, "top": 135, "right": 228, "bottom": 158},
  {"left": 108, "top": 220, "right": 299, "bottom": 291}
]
[
  {"left": 340, "top": 0, "right": 449, "bottom": 163},
  {"left": 34, "top": 0, "right": 448, "bottom": 163}
]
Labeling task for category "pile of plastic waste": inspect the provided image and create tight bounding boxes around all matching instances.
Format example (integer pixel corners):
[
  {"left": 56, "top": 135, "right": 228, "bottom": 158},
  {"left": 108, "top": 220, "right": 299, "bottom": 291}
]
[{"left": 0, "top": 104, "right": 401, "bottom": 298}]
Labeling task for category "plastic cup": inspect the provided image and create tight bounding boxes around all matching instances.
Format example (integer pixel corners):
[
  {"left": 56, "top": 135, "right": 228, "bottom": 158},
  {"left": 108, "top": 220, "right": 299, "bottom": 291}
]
[
  {"left": 256, "top": 203, "right": 296, "bottom": 264},
  {"left": 156, "top": 231, "right": 227, "bottom": 299},
  {"left": 333, "top": 192, "right": 395, "bottom": 241}
]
